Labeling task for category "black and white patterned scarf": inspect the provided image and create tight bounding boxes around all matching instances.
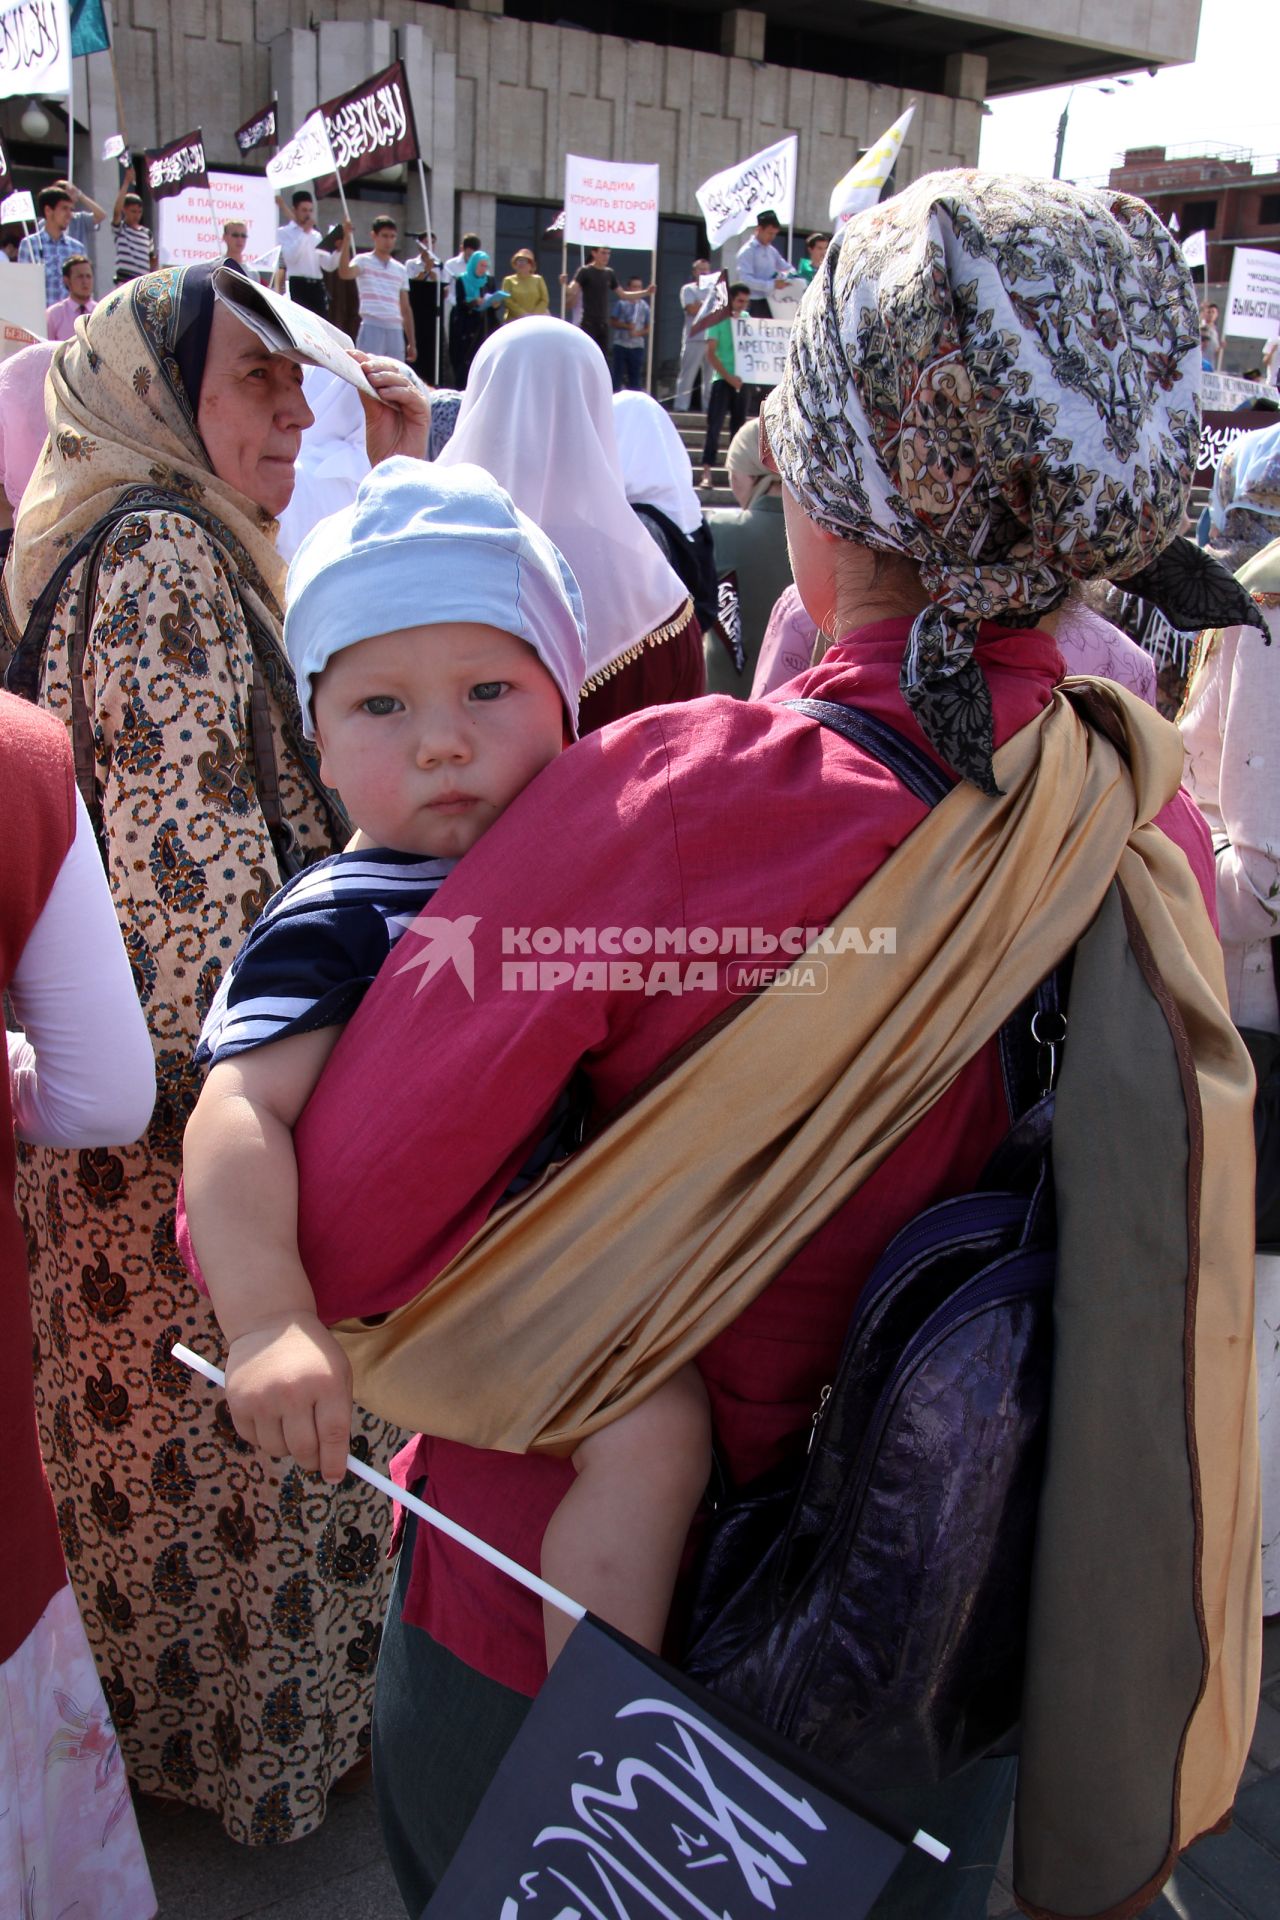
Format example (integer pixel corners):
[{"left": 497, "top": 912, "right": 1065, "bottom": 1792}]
[{"left": 765, "top": 170, "right": 1266, "bottom": 792}]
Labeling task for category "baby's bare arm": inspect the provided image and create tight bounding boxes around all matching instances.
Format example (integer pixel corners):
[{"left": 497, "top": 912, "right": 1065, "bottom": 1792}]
[{"left": 184, "top": 1028, "right": 354, "bottom": 1479}]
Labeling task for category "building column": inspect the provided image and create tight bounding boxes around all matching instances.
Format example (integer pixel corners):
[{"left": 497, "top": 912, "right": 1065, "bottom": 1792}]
[
  {"left": 721, "top": 10, "right": 766, "bottom": 62},
  {"left": 944, "top": 51, "right": 989, "bottom": 102}
]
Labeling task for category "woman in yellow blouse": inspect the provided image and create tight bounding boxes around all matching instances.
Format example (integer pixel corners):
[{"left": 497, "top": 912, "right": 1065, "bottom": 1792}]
[{"left": 501, "top": 249, "right": 549, "bottom": 322}]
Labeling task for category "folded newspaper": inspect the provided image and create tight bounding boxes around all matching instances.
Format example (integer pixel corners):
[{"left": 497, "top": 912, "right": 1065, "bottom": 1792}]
[{"left": 210, "top": 267, "right": 376, "bottom": 398}]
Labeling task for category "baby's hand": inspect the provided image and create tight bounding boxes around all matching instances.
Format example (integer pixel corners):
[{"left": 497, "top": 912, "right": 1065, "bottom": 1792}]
[{"left": 224, "top": 1313, "right": 354, "bottom": 1483}]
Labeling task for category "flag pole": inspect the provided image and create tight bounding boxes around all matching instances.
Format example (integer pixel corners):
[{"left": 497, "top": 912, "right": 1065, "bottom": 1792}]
[
  {"left": 644, "top": 247, "right": 655, "bottom": 395},
  {"left": 560, "top": 227, "right": 567, "bottom": 317},
  {"left": 66, "top": 52, "right": 75, "bottom": 185},
  {"left": 422, "top": 161, "right": 443, "bottom": 382}
]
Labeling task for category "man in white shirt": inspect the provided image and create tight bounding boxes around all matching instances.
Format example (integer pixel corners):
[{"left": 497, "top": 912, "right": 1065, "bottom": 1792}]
[
  {"left": 674, "top": 256, "right": 711, "bottom": 412},
  {"left": 734, "top": 209, "right": 795, "bottom": 318},
  {"left": 338, "top": 217, "right": 416, "bottom": 362},
  {"left": 275, "top": 190, "right": 340, "bottom": 317}
]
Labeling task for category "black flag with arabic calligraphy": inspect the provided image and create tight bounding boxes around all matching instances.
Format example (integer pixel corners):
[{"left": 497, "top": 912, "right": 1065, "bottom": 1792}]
[
  {"left": 313, "top": 59, "right": 419, "bottom": 195},
  {"left": 425, "top": 1618, "right": 917, "bottom": 1919},
  {"left": 143, "top": 129, "right": 208, "bottom": 201},
  {"left": 236, "top": 101, "right": 277, "bottom": 155}
]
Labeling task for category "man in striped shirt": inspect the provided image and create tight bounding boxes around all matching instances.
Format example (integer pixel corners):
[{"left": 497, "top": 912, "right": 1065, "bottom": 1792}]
[
  {"left": 337, "top": 217, "right": 416, "bottom": 362},
  {"left": 111, "top": 169, "right": 155, "bottom": 283}
]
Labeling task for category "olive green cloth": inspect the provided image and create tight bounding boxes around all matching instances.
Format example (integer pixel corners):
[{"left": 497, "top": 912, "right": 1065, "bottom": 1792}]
[{"left": 702, "top": 493, "right": 792, "bottom": 696}]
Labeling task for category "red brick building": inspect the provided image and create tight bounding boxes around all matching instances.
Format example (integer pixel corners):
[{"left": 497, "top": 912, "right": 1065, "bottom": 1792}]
[{"left": 1108, "top": 145, "right": 1280, "bottom": 288}]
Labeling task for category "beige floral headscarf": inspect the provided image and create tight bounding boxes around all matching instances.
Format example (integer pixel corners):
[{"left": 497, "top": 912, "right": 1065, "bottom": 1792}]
[{"left": 4, "top": 265, "right": 286, "bottom": 640}]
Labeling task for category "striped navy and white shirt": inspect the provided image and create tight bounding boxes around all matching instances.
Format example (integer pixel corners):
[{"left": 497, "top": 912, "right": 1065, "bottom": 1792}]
[
  {"left": 196, "top": 847, "right": 454, "bottom": 1067},
  {"left": 112, "top": 219, "right": 154, "bottom": 282}
]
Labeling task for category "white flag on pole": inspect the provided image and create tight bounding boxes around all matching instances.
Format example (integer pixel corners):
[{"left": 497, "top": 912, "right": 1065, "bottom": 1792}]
[
  {"left": 1, "top": 186, "right": 35, "bottom": 223},
  {"left": 1181, "top": 228, "right": 1206, "bottom": 271},
  {"left": 265, "top": 110, "right": 336, "bottom": 192},
  {"left": 828, "top": 106, "right": 915, "bottom": 228},
  {"left": 0, "top": 0, "right": 71, "bottom": 99},
  {"left": 695, "top": 134, "right": 798, "bottom": 253},
  {"left": 101, "top": 133, "right": 127, "bottom": 162}
]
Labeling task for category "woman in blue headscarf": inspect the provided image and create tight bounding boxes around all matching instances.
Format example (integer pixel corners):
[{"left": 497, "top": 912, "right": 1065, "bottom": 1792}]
[{"left": 452, "top": 249, "right": 502, "bottom": 385}]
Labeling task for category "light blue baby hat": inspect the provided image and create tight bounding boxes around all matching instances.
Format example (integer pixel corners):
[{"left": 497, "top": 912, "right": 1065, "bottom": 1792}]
[{"left": 284, "top": 455, "right": 589, "bottom": 736}]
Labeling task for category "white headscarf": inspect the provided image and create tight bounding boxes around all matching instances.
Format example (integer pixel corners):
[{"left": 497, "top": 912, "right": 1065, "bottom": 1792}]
[
  {"left": 612, "top": 390, "right": 703, "bottom": 536},
  {"left": 438, "top": 317, "right": 688, "bottom": 684},
  {"left": 276, "top": 366, "right": 371, "bottom": 564}
]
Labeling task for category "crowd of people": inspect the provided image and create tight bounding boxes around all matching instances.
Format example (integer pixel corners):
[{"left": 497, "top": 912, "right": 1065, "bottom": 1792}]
[{"left": 0, "top": 155, "right": 1275, "bottom": 1920}]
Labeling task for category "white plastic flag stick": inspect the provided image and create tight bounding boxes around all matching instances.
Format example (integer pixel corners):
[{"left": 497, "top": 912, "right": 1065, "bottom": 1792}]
[
  {"left": 171, "top": 1343, "right": 947, "bottom": 1862},
  {"left": 171, "top": 1343, "right": 585, "bottom": 1623}
]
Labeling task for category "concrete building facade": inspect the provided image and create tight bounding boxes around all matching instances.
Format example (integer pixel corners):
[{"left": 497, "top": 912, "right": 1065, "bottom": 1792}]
[{"left": 0, "top": 2, "right": 1204, "bottom": 373}]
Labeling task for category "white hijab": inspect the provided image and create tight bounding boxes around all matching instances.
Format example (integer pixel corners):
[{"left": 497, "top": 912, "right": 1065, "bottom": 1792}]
[
  {"left": 276, "top": 366, "right": 371, "bottom": 564},
  {"left": 612, "top": 390, "right": 703, "bottom": 537},
  {"left": 438, "top": 317, "right": 688, "bottom": 683}
]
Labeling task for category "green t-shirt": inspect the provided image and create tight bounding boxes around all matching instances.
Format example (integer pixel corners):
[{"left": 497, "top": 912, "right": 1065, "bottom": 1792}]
[{"left": 708, "top": 316, "right": 735, "bottom": 382}]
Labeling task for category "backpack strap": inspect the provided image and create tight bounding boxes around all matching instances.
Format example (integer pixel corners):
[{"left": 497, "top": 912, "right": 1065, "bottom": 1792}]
[
  {"left": 784, "top": 696, "right": 955, "bottom": 808},
  {"left": 785, "top": 695, "right": 1062, "bottom": 1124}
]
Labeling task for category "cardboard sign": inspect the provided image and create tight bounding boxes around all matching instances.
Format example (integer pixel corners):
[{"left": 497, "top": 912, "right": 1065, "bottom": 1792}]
[
  {"left": 426, "top": 1618, "right": 911, "bottom": 1920},
  {"left": 1, "top": 185, "right": 34, "bottom": 224},
  {"left": 0, "top": 0, "right": 70, "bottom": 101},
  {"left": 766, "top": 278, "right": 805, "bottom": 327},
  {"left": 210, "top": 267, "right": 375, "bottom": 397},
  {"left": 1224, "top": 245, "right": 1280, "bottom": 342},
  {"left": 1194, "top": 407, "right": 1280, "bottom": 490},
  {"left": 154, "top": 169, "right": 276, "bottom": 269},
  {"left": 733, "top": 315, "right": 791, "bottom": 388},
  {"left": 313, "top": 60, "right": 419, "bottom": 196},
  {"left": 696, "top": 134, "right": 797, "bottom": 253},
  {"left": 0, "top": 260, "right": 49, "bottom": 338},
  {"left": 564, "top": 154, "right": 659, "bottom": 250}
]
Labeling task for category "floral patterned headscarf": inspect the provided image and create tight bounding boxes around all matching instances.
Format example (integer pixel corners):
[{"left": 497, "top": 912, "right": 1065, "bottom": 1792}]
[
  {"left": 765, "top": 170, "right": 1265, "bottom": 791},
  {"left": 4, "top": 264, "right": 287, "bottom": 640},
  {"left": 1207, "top": 421, "right": 1280, "bottom": 575}
]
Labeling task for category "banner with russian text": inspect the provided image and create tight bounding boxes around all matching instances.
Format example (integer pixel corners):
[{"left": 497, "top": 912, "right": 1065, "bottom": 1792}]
[
  {"left": 144, "top": 128, "right": 208, "bottom": 201},
  {"left": 564, "top": 154, "right": 659, "bottom": 250},
  {"left": 1224, "top": 245, "right": 1280, "bottom": 342},
  {"left": 236, "top": 100, "right": 277, "bottom": 155},
  {"left": 0, "top": 0, "right": 71, "bottom": 100},
  {"left": 696, "top": 134, "right": 796, "bottom": 253},
  {"left": 154, "top": 169, "right": 276, "bottom": 268},
  {"left": 313, "top": 59, "right": 418, "bottom": 195}
]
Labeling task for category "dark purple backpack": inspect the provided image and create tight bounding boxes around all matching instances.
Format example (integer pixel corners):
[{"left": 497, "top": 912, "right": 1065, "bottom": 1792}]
[{"left": 684, "top": 697, "right": 1061, "bottom": 1792}]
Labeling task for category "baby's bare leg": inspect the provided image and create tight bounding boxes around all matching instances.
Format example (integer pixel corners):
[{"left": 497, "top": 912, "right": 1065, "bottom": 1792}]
[{"left": 541, "top": 1364, "right": 711, "bottom": 1666}]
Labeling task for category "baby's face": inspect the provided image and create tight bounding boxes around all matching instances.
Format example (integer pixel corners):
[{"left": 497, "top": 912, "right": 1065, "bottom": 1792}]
[{"left": 312, "top": 623, "right": 566, "bottom": 858}]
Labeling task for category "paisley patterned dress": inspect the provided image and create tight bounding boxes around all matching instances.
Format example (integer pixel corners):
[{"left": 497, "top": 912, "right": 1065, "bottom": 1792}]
[{"left": 3, "top": 270, "right": 400, "bottom": 1845}]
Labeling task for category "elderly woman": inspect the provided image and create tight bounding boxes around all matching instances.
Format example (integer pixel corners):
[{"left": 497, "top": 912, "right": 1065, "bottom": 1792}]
[
  {"left": 284, "top": 175, "right": 1260, "bottom": 1919},
  {"left": 0, "top": 265, "right": 425, "bottom": 1844},
  {"left": 703, "top": 416, "right": 794, "bottom": 695},
  {"left": 501, "top": 249, "right": 549, "bottom": 323},
  {"left": 1180, "top": 423, "right": 1280, "bottom": 1611},
  {"left": 439, "top": 317, "right": 704, "bottom": 728}
]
